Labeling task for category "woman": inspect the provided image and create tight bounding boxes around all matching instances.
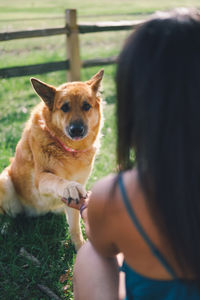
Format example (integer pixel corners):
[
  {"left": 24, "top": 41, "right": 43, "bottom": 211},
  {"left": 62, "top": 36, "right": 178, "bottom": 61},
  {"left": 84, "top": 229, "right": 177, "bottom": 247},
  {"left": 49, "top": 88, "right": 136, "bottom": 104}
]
[{"left": 64, "top": 8, "right": 200, "bottom": 299}]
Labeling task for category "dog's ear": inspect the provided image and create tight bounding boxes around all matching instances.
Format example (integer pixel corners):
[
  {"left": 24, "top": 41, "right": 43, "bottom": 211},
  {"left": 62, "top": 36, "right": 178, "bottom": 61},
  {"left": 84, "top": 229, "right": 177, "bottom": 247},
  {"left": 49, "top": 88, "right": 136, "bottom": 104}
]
[
  {"left": 30, "top": 78, "right": 56, "bottom": 111},
  {"left": 87, "top": 69, "right": 104, "bottom": 93}
]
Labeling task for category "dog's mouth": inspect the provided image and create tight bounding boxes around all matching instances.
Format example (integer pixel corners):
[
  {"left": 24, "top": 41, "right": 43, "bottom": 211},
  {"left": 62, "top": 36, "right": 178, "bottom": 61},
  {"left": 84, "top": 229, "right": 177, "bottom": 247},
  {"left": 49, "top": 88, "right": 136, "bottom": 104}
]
[{"left": 65, "top": 121, "right": 88, "bottom": 141}]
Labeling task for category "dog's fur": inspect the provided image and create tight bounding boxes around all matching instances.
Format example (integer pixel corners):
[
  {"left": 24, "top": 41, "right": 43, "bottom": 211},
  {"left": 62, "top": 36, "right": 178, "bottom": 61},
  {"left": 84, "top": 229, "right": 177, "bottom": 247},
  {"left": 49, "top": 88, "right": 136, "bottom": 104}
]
[{"left": 0, "top": 69, "right": 104, "bottom": 250}]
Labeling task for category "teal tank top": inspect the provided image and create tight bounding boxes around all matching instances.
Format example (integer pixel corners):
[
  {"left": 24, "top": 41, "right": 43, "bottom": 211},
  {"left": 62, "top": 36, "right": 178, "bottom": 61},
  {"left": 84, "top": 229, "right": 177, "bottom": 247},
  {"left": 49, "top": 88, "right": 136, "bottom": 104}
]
[{"left": 118, "top": 173, "right": 200, "bottom": 299}]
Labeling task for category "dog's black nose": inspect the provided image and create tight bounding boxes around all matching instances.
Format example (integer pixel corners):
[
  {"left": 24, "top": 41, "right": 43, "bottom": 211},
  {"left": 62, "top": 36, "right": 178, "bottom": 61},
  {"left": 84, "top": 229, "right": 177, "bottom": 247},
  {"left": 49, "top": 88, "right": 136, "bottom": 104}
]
[{"left": 68, "top": 122, "right": 85, "bottom": 138}]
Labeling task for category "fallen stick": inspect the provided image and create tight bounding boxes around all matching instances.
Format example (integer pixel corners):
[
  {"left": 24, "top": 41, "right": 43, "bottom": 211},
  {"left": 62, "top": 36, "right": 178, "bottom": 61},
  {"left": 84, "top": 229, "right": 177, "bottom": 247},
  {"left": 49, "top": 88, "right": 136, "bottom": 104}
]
[
  {"left": 20, "top": 248, "right": 63, "bottom": 299},
  {"left": 37, "top": 284, "right": 62, "bottom": 300},
  {"left": 19, "top": 247, "right": 40, "bottom": 266}
]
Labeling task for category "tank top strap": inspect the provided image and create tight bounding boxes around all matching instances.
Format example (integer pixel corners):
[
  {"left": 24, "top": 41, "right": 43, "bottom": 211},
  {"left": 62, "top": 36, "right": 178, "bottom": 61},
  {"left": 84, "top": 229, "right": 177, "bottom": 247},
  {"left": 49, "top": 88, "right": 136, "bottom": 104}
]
[{"left": 118, "top": 173, "right": 177, "bottom": 279}]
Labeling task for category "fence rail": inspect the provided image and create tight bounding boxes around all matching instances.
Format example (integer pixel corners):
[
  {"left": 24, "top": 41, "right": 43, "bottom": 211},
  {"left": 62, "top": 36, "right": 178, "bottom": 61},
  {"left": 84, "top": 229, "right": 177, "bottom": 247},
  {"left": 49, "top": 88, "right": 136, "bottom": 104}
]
[
  {"left": 0, "top": 27, "right": 68, "bottom": 41},
  {"left": 0, "top": 57, "right": 117, "bottom": 78},
  {"left": 0, "top": 9, "right": 143, "bottom": 80},
  {"left": 0, "top": 20, "right": 142, "bottom": 41}
]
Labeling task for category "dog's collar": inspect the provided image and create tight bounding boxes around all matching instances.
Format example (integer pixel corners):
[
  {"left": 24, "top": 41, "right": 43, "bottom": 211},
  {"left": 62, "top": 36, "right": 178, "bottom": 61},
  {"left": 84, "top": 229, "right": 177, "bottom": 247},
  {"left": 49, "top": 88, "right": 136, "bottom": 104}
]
[{"left": 44, "top": 125, "right": 90, "bottom": 154}]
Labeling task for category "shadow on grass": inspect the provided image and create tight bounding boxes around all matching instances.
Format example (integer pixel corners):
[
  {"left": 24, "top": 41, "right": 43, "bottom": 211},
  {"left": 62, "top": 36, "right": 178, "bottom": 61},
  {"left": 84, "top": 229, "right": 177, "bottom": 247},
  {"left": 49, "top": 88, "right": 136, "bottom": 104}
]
[{"left": 0, "top": 213, "right": 75, "bottom": 299}]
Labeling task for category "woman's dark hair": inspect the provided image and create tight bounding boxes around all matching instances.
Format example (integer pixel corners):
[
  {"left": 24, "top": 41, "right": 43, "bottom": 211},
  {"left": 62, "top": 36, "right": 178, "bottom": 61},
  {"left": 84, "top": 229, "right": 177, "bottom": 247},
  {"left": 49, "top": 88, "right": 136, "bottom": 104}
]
[{"left": 116, "top": 8, "right": 200, "bottom": 282}]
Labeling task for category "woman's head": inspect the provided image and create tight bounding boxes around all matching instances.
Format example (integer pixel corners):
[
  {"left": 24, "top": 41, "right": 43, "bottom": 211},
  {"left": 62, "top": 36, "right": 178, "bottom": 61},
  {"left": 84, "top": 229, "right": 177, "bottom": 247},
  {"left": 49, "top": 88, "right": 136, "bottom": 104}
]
[
  {"left": 117, "top": 8, "right": 200, "bottom": 171},
  {"left": 116, "top": 8, "right": 200, "bottom": 280}
]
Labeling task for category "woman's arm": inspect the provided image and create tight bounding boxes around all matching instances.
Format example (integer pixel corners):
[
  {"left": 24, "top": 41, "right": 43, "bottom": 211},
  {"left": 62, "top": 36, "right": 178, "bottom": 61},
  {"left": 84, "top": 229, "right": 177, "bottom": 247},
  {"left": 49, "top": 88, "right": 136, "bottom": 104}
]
[
  {"left": 85, "top": 175, "right": 120, "bottom": 257},
  {"left": 63, "top": 174, "right": 120, "bottom": 257}
]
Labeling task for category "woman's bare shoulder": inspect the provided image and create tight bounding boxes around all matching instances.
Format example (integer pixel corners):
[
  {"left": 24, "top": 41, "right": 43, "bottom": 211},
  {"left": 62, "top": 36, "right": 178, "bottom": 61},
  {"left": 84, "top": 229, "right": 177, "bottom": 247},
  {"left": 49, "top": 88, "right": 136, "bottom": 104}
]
[
  {"left": 87, "top": 173, "right": 118, "bottom": 224},
  {"left": 86, "top": 170, "right": 139, "bottom": 256},
  {"left": 89, "top": 169, "right": 138, "bottom": 214},
  {"left": 86, "top": 173, "right": 120, "bottom": 256},
  {"left": 91, "top": 173, "right": 117, "bottom": 201}
]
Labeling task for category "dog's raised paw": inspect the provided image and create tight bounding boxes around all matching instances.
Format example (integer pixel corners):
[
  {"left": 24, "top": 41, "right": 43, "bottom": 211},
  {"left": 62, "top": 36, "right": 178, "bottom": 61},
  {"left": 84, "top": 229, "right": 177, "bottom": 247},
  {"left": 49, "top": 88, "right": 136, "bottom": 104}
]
[{"left": 63, "top": 182, "right": 86, "bottom": 203}]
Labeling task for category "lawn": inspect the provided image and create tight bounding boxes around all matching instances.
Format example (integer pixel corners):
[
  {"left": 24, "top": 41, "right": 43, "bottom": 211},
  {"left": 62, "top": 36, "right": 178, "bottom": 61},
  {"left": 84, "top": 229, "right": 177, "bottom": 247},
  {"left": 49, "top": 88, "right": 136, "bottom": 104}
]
[{"left": 0, "top": 0, "right": 200, "bottom": 299}]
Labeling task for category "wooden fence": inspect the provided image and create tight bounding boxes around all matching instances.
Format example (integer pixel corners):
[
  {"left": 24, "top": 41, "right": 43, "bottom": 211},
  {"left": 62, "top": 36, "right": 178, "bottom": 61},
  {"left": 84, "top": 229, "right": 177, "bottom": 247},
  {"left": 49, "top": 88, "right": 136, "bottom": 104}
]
[{"left": 0, "top": 9, "right": 143, "bottom": 81}]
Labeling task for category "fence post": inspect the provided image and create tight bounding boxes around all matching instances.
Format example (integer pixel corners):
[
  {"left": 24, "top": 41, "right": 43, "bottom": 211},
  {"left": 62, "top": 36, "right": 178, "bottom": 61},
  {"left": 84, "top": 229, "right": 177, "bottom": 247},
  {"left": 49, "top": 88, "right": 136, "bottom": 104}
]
[{"left": 65, "top": 9, "right": 81, "bottom": 82}]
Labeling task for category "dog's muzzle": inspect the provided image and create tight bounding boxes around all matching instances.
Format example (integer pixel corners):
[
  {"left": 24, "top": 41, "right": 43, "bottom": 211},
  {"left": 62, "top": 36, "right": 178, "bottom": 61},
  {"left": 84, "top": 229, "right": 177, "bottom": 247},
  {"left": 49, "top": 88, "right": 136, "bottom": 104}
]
[{"left": 67, "top": 121, "right": 88, "bottom": 140}]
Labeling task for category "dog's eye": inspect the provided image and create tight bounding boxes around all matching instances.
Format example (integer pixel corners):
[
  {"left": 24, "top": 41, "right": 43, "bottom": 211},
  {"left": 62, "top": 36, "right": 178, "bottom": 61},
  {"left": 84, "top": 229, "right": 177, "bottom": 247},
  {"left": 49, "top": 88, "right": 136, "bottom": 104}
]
[
  {"left": 61, "top": 103, "right": 70, "bottom": 113},
  {"left": 82, "top": 101, "right": 91, "bottom": 112}
]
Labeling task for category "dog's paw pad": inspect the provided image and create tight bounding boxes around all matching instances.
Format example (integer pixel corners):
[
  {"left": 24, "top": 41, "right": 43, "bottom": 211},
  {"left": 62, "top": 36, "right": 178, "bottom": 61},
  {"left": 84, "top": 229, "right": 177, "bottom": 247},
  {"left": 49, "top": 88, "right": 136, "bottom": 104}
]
[{"left": 63, "top": 182, "right": 86, "bottom": 201}]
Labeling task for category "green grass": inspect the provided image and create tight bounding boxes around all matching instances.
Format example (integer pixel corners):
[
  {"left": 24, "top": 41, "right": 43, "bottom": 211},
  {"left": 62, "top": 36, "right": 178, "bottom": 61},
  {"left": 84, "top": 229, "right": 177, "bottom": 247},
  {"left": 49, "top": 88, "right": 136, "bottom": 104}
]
[
  {"left": 1, "top": 0, "right": 200, "bottom": 298},
  {"left": 0, "top": 213, "right": 75, "bottom": 299},
  {"left": 0, "top": 0, "right": 199, "bottom": 30}
]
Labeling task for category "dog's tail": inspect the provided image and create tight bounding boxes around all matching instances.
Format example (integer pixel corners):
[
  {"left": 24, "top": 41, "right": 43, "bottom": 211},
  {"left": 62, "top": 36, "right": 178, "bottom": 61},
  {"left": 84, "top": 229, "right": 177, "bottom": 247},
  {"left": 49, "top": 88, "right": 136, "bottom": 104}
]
[{"left": 0, "top": 166, "right": 23, "bottom": 216}]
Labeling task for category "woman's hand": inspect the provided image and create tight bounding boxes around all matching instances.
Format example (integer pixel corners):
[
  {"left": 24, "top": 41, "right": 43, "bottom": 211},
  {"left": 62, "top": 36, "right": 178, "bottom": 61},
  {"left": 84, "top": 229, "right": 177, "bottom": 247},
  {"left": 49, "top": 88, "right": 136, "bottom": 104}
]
[{"left": 62, "top": 191, "right": 91, "bottom": 220}]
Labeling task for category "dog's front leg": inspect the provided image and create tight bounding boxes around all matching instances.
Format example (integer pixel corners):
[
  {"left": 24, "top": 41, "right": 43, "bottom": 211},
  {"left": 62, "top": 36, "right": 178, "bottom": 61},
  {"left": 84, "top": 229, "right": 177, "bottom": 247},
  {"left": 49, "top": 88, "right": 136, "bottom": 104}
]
[
  {"left": 35, "top": 172, "right": 86, "bottom": 250},
  {"left": 36, "top": 172, "right": 86, "bottom": 201},
  {"left": 65, "top": 206, "right": 85, "bottom": 251}
]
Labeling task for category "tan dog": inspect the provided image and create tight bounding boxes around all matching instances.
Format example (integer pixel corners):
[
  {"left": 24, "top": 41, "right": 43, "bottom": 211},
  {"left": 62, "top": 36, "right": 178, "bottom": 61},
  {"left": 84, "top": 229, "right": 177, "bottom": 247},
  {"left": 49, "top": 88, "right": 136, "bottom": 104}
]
[{"left": 0, "top": 69, "right": 104, "bottom": 250}]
